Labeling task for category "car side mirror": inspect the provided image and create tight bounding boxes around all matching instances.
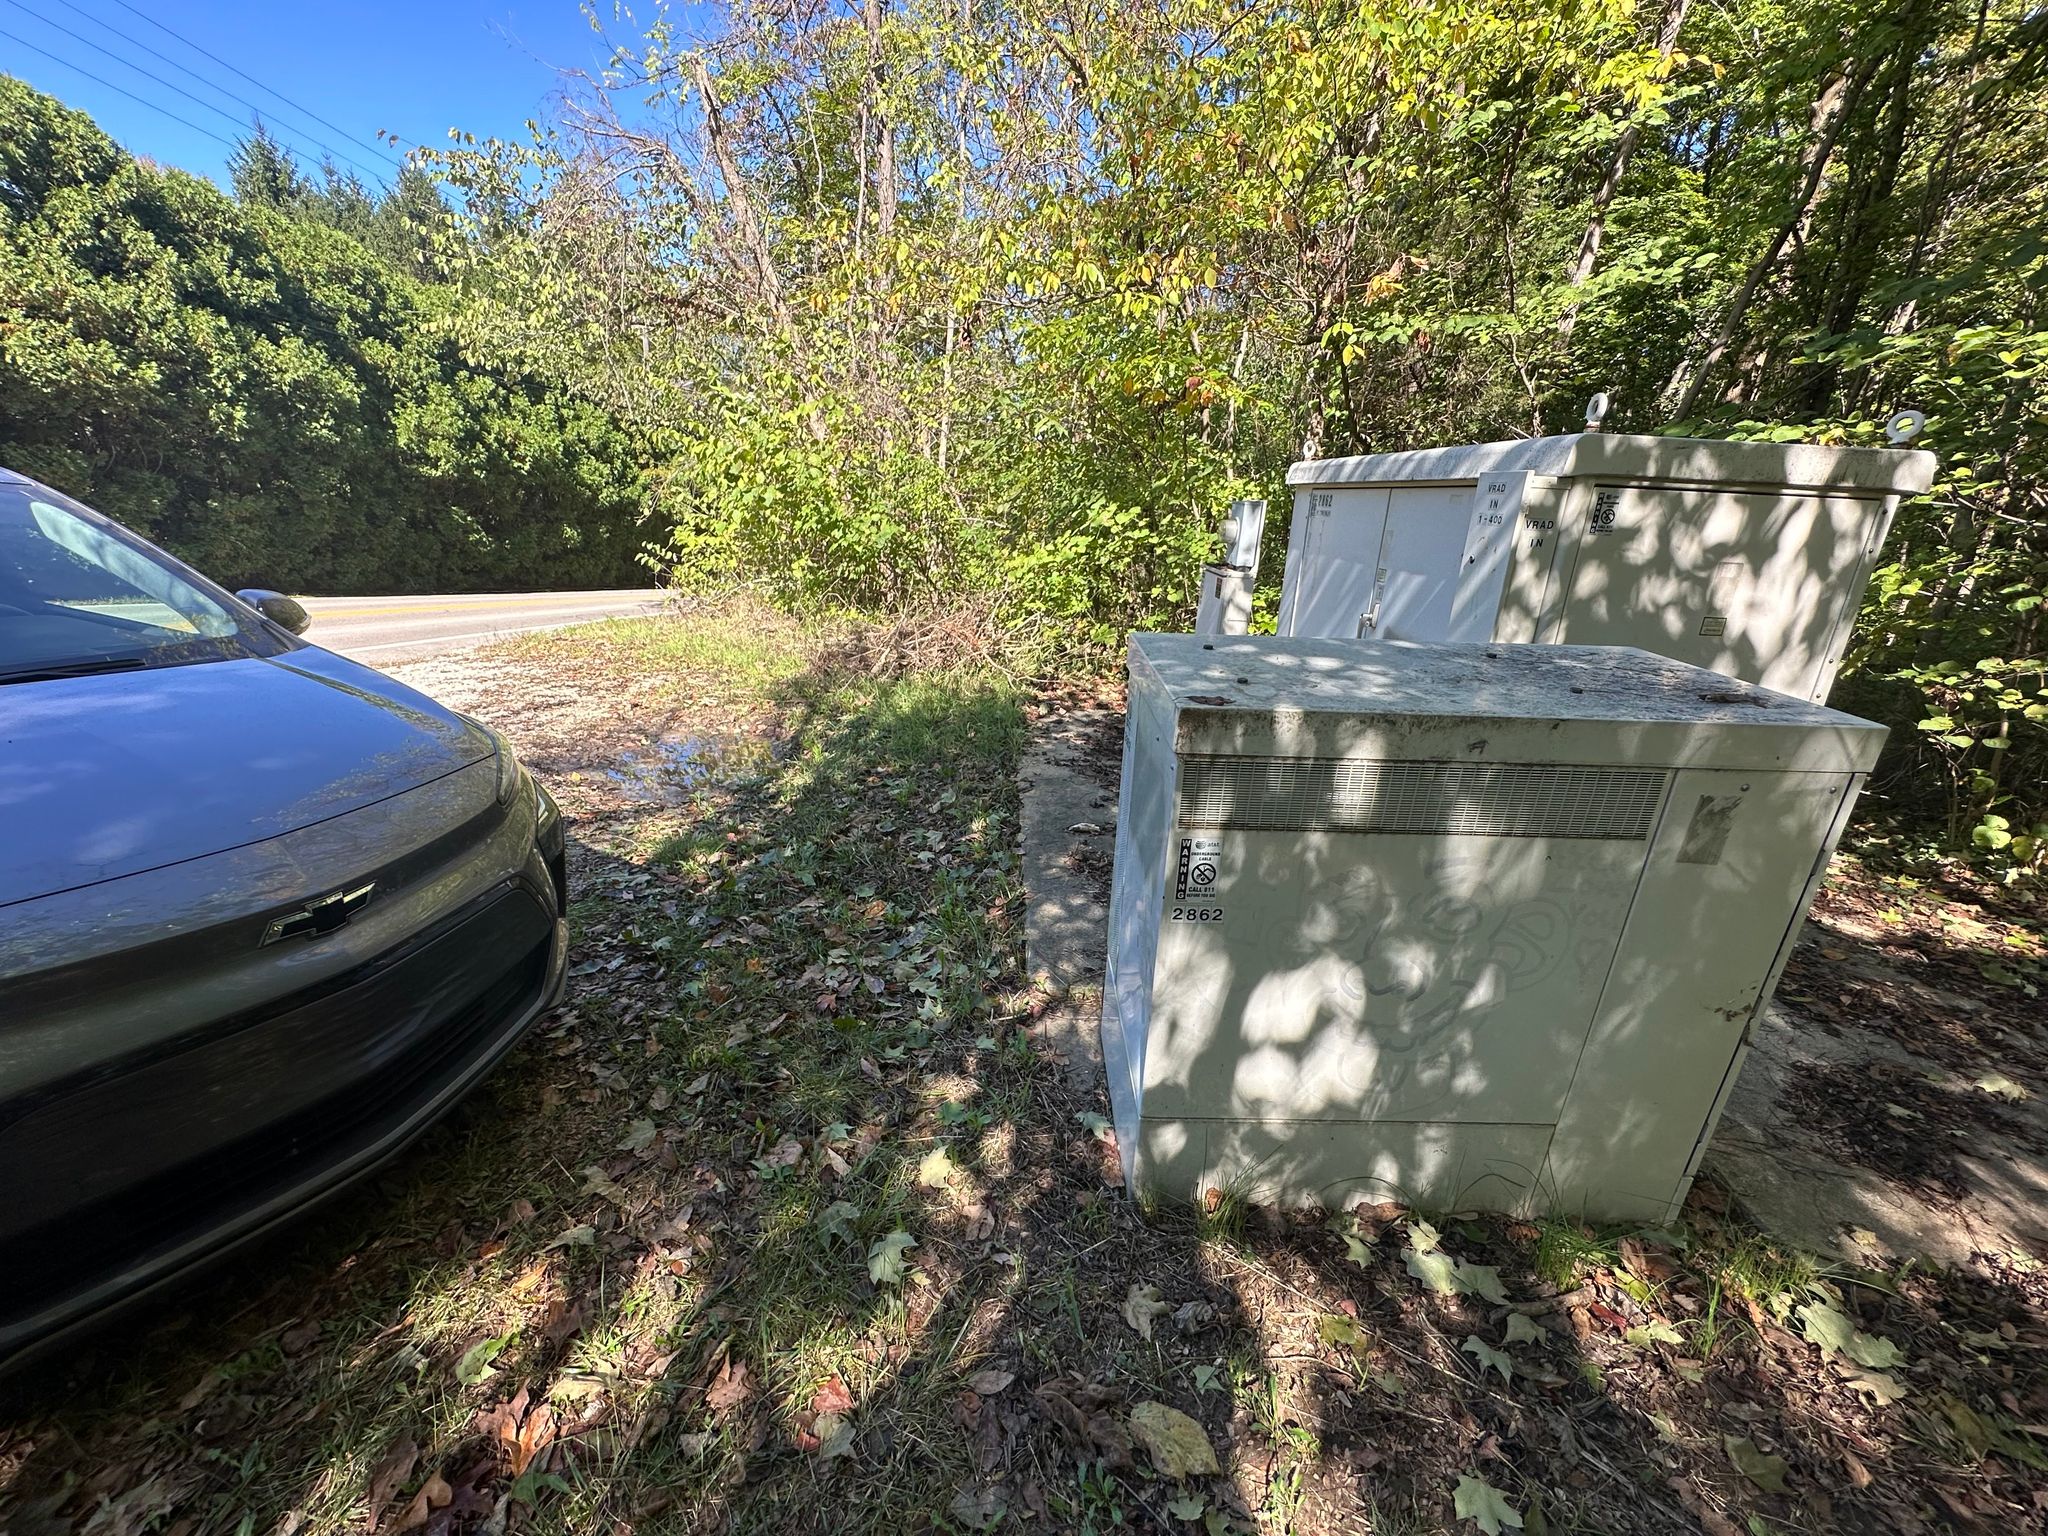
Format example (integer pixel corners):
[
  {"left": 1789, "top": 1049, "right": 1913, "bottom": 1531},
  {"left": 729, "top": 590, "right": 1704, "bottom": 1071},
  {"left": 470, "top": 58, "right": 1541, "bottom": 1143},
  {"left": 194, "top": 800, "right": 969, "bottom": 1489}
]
[{"left": 237, "top": 588, "right": 311, "bottom": 635}]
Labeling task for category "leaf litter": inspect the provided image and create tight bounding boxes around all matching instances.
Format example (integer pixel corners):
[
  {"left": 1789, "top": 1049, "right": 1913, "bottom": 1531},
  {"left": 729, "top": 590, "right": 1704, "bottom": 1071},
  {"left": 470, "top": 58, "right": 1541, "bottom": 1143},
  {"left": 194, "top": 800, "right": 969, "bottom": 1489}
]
[{"left": 1, "top": 611, "right": 2042, "bottom": 1536}]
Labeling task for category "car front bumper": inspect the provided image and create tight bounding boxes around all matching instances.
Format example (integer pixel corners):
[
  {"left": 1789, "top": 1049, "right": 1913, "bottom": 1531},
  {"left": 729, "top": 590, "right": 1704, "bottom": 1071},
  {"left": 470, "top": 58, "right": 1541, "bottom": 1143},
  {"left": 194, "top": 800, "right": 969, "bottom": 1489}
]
[{"left": 0, "top": 785, "right": 571, "bottom": 1376}]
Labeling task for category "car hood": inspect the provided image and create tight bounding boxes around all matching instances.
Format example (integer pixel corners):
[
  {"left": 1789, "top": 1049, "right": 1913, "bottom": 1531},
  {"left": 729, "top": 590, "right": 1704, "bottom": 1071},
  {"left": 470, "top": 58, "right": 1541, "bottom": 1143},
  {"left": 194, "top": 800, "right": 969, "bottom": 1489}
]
[{"left": 0, "top": 649, "right": 494, "bottom": 906}]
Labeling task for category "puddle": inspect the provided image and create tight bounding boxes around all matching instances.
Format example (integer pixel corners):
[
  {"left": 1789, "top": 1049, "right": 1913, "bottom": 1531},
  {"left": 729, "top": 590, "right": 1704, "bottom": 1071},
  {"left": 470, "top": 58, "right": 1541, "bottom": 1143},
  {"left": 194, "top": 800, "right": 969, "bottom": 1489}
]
[{"left": 604, "top": 734, "right": 770, "bottom": 802}]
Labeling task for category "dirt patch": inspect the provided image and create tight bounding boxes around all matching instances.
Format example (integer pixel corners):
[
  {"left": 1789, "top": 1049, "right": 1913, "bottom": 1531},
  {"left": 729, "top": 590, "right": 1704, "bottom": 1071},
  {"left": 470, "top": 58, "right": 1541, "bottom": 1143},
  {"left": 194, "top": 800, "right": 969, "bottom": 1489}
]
[
  {"left": 1781, "top": 1060, "right": 2030, "bottom": 1203},
  {"left": 4, "top": 624, "right": 2046, "bottom": 1536}
]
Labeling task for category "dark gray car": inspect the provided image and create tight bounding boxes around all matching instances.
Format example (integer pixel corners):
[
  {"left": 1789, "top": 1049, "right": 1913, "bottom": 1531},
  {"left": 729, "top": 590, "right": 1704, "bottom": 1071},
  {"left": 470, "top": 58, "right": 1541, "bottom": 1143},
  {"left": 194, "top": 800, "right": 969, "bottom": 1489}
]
[{"left": 0, "top": 468, "right": 569, "bottom": 1371}]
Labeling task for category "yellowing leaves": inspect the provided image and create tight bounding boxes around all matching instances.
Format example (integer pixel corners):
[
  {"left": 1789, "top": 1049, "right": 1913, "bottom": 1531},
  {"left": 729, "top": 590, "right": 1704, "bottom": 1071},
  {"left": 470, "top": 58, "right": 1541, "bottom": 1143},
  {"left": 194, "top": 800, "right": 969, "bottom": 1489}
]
[
  {"left": 1123, "top": 1283, "right": 1172, "bottom": 1340},
  {"left": 1128, "top": 1401, "right": 1220, "bottom": 1478}
]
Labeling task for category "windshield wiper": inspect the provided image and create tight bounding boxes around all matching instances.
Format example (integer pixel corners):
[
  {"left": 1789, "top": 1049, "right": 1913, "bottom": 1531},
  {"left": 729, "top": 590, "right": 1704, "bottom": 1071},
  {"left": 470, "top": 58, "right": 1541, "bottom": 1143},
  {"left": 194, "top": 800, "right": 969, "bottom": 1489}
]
[{"left": 0, "top": 657, "right": 151, "bottom": 686}]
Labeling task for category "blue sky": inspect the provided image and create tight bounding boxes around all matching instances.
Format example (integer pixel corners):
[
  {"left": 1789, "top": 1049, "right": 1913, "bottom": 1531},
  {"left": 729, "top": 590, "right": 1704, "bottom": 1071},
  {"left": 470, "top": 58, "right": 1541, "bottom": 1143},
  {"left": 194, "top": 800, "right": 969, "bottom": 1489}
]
[{"left": 1, "top": 0, "right": 663, "bottom": 188}]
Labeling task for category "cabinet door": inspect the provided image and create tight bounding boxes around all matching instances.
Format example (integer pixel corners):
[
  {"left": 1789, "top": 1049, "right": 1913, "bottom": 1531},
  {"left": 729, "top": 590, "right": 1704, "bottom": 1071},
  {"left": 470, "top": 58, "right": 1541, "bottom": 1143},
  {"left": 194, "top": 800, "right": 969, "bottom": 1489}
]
[
  {"left": 1280, "top": 487, "right": 1391, "bottom": 637},
  {"left": 1374, "top": 484, "right": 1477, "bottom": 641}
]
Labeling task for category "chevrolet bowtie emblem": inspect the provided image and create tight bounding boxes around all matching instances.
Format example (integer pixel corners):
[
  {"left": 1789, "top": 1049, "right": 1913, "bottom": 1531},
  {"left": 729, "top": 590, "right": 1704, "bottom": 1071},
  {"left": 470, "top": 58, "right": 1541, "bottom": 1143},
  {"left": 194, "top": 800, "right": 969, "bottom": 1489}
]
[{"left": 262, "top": 882, "right": 376, "bottom": 945}]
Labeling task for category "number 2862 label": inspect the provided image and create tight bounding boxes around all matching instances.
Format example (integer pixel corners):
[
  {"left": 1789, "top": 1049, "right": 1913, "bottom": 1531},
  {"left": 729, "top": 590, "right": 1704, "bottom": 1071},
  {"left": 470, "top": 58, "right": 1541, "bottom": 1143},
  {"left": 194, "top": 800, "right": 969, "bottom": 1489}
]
[{"left": 1170, "top": 836, "right": 1225, "bottom": 921}]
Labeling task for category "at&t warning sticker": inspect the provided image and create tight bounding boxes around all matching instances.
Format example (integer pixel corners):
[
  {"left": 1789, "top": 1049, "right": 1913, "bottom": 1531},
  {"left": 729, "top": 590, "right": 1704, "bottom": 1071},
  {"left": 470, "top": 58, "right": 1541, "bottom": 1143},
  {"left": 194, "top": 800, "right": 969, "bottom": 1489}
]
[{"left": 1170, "top": 835, "right": 1225, "bottom": 922}]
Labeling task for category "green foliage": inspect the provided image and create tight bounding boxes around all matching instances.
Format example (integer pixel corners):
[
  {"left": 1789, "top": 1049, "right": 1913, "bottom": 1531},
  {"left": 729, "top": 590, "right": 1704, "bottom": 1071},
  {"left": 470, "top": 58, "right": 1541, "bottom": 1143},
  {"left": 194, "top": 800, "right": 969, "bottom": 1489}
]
[
  {"left": 0, "top": 77, "right": 647, "bottom": 593},
  {"left": 11, "top": 0, "right": 2048, "bottom": 860},
  {"left": 408, "top": 0, "right": 2046, "bottom": 853}
]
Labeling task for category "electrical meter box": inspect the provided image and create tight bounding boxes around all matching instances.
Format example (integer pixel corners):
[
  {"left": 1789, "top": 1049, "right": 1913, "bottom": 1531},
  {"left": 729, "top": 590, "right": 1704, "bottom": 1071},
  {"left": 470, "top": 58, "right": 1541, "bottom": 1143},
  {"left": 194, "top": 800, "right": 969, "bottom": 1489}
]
[
  {"left": 1100, "top": 633, "right": 1885, "bottom": 1222},
  {"left": 1274, "top": 434, "right": 1935, "bottom": 702}
]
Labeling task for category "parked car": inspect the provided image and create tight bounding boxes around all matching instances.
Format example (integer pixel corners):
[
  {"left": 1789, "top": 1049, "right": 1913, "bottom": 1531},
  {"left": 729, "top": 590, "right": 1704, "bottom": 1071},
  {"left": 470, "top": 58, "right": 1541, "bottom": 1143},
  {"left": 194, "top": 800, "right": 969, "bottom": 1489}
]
[{"left": 0, "top": 467, "right": 569, "bottom": 1372}]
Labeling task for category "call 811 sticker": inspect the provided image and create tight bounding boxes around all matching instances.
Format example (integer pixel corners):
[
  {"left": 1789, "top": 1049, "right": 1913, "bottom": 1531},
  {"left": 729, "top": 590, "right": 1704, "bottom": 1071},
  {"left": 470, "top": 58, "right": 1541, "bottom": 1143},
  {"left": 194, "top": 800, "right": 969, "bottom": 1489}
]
[{"left": 1170, "top": 835, "right": 1225, "bottom": 922}]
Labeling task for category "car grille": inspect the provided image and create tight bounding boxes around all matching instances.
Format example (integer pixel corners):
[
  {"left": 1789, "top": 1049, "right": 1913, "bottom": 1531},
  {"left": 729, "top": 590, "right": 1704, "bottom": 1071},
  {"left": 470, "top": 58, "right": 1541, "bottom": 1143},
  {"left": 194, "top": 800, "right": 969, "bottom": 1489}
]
[{"left": 0, "top": 885, "right": 552, "bottom": 1324}]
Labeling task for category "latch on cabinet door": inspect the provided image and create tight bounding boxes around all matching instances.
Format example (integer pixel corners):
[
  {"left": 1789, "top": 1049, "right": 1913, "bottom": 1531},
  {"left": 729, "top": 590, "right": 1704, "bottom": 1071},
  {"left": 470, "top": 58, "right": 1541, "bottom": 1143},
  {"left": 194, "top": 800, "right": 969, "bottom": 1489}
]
[{"left": 1357, "top": 567, "right": 1388, "bottom": 636}]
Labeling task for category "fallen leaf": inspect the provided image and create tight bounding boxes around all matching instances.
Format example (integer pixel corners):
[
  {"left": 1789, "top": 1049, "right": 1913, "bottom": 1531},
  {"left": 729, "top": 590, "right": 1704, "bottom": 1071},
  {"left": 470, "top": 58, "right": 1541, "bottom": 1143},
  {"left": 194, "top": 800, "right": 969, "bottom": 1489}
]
[
  {"left": 453, "top": 1334, "right": 511, "bottom": 1387},
  {"left": 868, "top": 1228, "right": 916, "bottom": 1285},
  {"left": 1975, "top": 1072, "right": 2029, "bottom": 1101},
  {"left": 1076, "top": 1111, "right": 1113, "bottom": 1141},
  {"left": 530, "top": 1303, "right": 583, "bottom": 1358},
  {"left": 1405, "top": 1247, "right": 1462, "bottom": 1295},
  {"left": 1128, "top": 1401, "right": 1220, "bottom": 1478},
  {"left": 477, "top": 1390, "right": 558, "bottom": 1476},
  {"left": 814, "top": 1412, "right": 856, "bottom": 1460},
  {"left": 812, "top": 1375, "right": 856, "bottom": 1416},
  {"left": 1504, "top": 1314, "right": 1545, "bottom": 1347},
  {"left": 365, "top": 1438, "right": 419, "bottom": 1532},
  {"left": 1455, "top": 1262, "right": 1508, "bottom": 1304},
  {"left": 1192, "top": 1363, "right": 1224, "bottom": 1393},
  {"left": 1407, "top": 1219, "right": 1442, "bottom": 1252},
  {"left": 818, "top": 1200, "right": 862, "bottom": 1244},
  {"left": 545, "top": 1224, "right": 595, "bottom": 1250},
  {"left": 392, "top": 1470, "right": 452, "bottom": 1533},
  {"left": 1319, "top": 1314, "right": 1370, "bottom": 1352},
  {"left": 176, "top": 1370, "right": 226, "bottom": 1413},
  {"left": 618, "top": 1118, "right": 658, "bottom": 1152},
  {"left": 1842, "top": 1366, "right": 1909, "bottom": 1404},
  {"left": 1462, "top": 1335, "right": 1513, "bottom": 1383},
  {"left": 1166, "top": 1492, "right": 1207, "bottom": 1521},
  {"left": 968, "top": 1369, "right": 1015, "bottom": 1396},
  {"left": 918, "top": 1147, "right": 958, "bottom": 1187},
  {"left": 1797, "top": 1303, "right": 1906, "bottom": 1370},
  {"left": 1625, "top": 1319, "right": 1686, "bottom": 1349},
  {"left": 1123, "top": 1283, "right": 1171, "bottom": 1339},
  {"left": 1034, "top": 1375, "right": 1132, "bottom": 1469},
  {"left": 1722, "top": 1435, "right": 1788, "bottom": 1493},
  {"left": 1620, "top": 1235, "right": 1680, "bottom": 1283},
  {"left": 705, "top": 1359, "right": 752, "bottom": 1416},
  {"left": 948, "top": 1486, "right": 1006, "bottom": 1530},
  {"left": 1452, "top": 1471, "right": 1522, "bottom": 1533}
]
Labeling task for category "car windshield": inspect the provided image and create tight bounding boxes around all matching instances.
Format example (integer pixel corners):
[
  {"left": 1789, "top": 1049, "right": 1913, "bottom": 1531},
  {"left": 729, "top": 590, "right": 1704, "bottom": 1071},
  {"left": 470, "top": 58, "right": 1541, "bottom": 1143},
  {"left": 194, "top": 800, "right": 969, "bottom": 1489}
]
[{"left": 0, "top": 479, "right": 287, "bottom": 682}]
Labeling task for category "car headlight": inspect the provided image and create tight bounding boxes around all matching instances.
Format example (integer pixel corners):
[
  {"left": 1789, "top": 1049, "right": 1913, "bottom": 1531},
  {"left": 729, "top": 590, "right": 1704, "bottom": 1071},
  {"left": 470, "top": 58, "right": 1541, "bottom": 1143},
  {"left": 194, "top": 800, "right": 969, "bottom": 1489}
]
[
  {"left": 461, "top": 714, "right": 526, "bottom": 807},
  {"left": 494, "top": 737, "right": 523, "bottom": 806}
]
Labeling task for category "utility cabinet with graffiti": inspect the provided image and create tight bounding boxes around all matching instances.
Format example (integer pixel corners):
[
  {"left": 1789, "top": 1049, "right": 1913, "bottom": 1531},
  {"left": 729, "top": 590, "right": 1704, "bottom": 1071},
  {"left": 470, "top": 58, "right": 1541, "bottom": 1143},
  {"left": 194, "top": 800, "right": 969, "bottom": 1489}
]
[{"left": 1098, "top": 633, "right": 1886, "bottom": 1222}]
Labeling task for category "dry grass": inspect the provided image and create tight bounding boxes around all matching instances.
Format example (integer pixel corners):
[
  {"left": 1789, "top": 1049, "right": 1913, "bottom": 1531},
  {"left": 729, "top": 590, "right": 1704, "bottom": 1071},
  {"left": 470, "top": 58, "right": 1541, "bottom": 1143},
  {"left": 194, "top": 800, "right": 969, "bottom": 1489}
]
[{"left": 1, "top": 611, "right": 2042, "bottom": 1536}]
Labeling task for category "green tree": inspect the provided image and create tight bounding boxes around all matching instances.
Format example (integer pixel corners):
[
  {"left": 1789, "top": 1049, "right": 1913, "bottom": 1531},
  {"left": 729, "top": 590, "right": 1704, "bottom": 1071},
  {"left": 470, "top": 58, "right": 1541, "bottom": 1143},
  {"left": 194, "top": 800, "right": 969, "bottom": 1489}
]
[
  {"left": 0, "top": 75, "right": 650, "bottom": 595},
  {"left": 227, "top": 120, "right": 309, "bottom": 209}
]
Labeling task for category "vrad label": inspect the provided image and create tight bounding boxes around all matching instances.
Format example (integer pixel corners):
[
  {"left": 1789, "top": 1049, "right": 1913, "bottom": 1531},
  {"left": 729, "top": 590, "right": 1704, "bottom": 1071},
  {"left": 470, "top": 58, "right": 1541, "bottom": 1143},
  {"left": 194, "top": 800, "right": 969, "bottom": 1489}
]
[{"left": 1170, "top": 835, "right": 1225, "bottom": 922}]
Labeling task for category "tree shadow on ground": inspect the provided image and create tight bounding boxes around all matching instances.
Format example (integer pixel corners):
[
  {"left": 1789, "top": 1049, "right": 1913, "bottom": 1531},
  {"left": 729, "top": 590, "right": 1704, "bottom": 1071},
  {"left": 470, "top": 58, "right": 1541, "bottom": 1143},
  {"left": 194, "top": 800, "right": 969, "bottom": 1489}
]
[{"left": 1, "top": 630, "right": 2043, "bottom": 1536}]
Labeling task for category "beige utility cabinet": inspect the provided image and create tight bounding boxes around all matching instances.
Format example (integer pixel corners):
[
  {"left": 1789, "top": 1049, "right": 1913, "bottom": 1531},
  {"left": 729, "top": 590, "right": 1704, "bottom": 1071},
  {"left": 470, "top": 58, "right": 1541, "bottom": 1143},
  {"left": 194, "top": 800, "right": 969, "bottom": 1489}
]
[
  {"left": 1100, "top": 633, "right": 1884, "bottom": 1222},
  {"left": 1275, "top": 434, "right": 1935, "bottom": 702}
]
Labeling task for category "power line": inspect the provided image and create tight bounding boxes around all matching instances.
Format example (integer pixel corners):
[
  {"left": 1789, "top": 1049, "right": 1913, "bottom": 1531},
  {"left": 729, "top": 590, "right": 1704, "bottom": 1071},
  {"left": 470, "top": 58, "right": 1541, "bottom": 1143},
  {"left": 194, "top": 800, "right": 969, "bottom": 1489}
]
[
  {"left": 39, "top": 0, "right": 403, "bottom": 177},
  {"left": 96, "top": 0, "right": 405, "bottom": 171},
  {"left": 0, "top": 23, "right": 243, "bottom": 151},
  {"left": 2, "top": 0, "right": 393, "bottom": 182}
]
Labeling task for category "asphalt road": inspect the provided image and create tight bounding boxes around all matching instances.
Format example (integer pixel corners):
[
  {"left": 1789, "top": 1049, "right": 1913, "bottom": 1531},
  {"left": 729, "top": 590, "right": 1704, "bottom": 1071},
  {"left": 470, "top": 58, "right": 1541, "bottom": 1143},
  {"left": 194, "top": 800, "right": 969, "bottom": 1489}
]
[{"left": 298, "top": 589, "right": 669, "bottom": 666}]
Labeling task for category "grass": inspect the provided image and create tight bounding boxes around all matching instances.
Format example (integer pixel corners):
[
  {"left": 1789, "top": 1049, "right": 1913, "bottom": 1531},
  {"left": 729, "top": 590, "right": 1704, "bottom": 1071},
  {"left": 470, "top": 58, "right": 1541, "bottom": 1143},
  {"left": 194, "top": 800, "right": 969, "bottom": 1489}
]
[
  {"left": 1531, "top": 1216, "right": 1621, "bottom": 1290},
  {"left": 5, "top": 607, "right": 2044, "bottom": 1536}
]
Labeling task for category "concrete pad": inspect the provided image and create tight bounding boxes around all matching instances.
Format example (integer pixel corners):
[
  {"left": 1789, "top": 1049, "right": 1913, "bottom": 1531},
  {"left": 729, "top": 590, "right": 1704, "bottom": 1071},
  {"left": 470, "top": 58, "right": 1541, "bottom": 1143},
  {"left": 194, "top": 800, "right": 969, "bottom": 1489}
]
[
  {"left": 1017, "top": 698, "right": 2046, "bottom": 1276},
  {"left": 1704, "top": 960, "right": 2048, "bottom": 1273},
  {"left": 1018, "top": 708, "right": 1120, "bottom": 1082}
]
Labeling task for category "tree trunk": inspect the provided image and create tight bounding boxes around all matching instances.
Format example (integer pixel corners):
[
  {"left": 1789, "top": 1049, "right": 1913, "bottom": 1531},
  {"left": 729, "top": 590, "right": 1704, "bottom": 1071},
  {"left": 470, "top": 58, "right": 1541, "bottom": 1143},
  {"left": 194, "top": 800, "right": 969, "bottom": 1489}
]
[
  {"left": 1663, "top": 69, "right": 1855, "bottom": 420},
  {"left": 687, "top": 54, "right": 790, "bottom": 333},
  {"left": 1557, "top": 0, "right": 1691, "bottom": 344},
  {"left": 865, "top": 0, "right": 896, "bottom": 244},
  {"left": 1799, "top": 0, "right": 1936, "bottom": 411}
]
